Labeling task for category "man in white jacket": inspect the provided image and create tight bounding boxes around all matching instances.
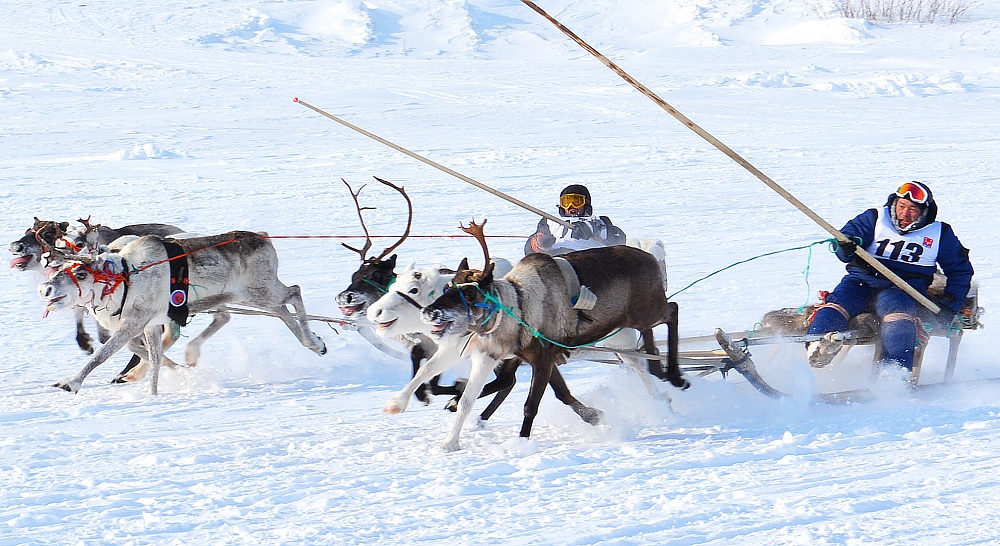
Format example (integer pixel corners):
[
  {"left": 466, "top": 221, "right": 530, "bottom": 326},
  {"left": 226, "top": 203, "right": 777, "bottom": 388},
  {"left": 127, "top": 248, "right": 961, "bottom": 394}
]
[{"left": 524, "top": 184, "right": 626, "bottom": 256}]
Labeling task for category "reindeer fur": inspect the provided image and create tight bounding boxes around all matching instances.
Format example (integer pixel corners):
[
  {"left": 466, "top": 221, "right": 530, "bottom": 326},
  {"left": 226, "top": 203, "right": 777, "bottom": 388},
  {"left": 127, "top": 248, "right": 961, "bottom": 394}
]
[{"left": 39, "top": 231, "right": 326, "bottom": 394}]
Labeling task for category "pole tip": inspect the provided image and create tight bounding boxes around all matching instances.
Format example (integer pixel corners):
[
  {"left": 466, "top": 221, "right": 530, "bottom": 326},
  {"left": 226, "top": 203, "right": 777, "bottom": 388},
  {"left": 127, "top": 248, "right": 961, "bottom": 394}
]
[{"left": 293, "top": 97, "right": 299, "bottom": 103}]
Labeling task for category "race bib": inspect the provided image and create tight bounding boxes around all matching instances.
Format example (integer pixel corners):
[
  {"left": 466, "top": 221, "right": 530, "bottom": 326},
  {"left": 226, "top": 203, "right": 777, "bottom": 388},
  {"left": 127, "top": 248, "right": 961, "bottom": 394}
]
[{"left": 865, "top": 208, "right": 941, "bottom": 267}]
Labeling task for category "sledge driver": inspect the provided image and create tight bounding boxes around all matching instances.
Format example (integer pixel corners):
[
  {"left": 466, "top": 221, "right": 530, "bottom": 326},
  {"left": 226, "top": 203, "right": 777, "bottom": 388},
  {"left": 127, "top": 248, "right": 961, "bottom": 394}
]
[
  {"left": 525, "top": 184, "right": 626, "bottom": 256},
  {"left": 806, "top": 181, "right": 974, "bottom": 371}
]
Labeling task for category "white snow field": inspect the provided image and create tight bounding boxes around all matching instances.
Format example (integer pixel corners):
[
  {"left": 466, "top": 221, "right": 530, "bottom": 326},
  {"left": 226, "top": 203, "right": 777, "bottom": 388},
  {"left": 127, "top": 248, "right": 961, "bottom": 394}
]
[{"left": 2, "top": 0, "right": 999, "bottom": 543}]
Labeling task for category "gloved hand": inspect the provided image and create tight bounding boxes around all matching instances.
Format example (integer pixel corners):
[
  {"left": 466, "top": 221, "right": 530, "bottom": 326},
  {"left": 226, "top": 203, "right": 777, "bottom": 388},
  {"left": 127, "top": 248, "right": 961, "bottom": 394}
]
[
  {"left": 529, "top": 232, "right": 555, "bottom": 252},
  {"left": 570, "top": 222, "right": 594, "bottom": 240},
  {"left": 837, "top": 239, "right": 857, "bottom": 258}
]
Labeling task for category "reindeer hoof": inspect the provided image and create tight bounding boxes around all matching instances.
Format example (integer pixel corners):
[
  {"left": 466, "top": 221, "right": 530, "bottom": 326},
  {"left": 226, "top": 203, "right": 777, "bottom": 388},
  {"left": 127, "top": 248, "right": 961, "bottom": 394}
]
[
  {"left": 53, "top": 381, "right": 79, "bottom": 394},
  {"left": 579, "top": 406, "right": 604, "bottom": 426},
  {"left": 383, "top": 403, "right": 404, "bottom": 415},
  {"left": 672, "top": 376, "right": 691, "bottom": 390},
  {"left": 444, "top": 397, "right": 459, "bottom": 412}
]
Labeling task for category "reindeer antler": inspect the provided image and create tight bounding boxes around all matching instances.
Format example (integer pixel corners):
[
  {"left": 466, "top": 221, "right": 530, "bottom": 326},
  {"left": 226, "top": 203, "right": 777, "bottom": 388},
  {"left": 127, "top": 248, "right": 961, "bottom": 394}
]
[
  {"left": 372, "top": 177, "right": 412, "bottom": 260},
  {"left": 459, "top": 218, "right": 490, "bottom": 272},
  {"left": 77, "top": 216, "right": 101, "bottom": 233},
  {"left": 32, "top": 220, "right": 68, "bottom": 252},
  {"left": 341, "top": 178, "right": 374, "bottom": 261}
]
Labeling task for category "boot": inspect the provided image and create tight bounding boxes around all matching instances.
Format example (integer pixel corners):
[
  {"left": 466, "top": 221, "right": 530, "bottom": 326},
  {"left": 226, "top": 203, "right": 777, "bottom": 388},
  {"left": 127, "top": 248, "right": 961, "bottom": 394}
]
[{"left": 806, "top": 332, "right": 844, "bottom": 368}]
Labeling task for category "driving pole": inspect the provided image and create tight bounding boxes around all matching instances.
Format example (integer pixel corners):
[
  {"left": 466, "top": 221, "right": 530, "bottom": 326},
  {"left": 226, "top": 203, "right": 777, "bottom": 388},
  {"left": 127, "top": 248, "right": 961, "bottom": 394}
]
[
  {"left": 294, "top": 98, "right": 573, "bottom": 229},
  {"left": 520, "top": 0, "right": 939, "bottom": 312}
]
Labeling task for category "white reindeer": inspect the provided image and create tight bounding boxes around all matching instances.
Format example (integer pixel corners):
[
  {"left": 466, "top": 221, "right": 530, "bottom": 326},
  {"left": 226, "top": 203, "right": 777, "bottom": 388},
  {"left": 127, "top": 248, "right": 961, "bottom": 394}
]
[{"left": 38, "top": 231, "right": 326, "bottom": 394}]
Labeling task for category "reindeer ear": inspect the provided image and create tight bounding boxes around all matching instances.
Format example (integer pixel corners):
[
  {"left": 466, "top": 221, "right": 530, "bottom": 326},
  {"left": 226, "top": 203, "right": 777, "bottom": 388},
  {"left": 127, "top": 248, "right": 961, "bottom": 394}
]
[
  {"left": 458, "top": 257, "right": 470, "bottom": 271},
  {"left": 59, "top": 222, "right": 70, "bottom": 232},
  {"left": 386, "top": 254, "right": 397, "bottom": 268}
]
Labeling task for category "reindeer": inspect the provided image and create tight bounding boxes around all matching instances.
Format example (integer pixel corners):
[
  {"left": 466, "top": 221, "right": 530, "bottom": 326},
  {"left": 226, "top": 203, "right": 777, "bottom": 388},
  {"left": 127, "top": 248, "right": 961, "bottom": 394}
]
[
  {"left": 368, "top": 261, "right": 522, "bottom": 418},
  {"left": 335, "top": 177, "right": 474, "bottom": 404},
  {"left": 408, "top": 220, "right": 687, "bottom": 451},
  {"left": 10, "top": 217, "right": 183, "bottom": 353},
  {"left": 38, "top": 231, "right": 327, "bottom": 394},
  {"left": 11, "top": 218, "right": 186, "bottom": 382}
]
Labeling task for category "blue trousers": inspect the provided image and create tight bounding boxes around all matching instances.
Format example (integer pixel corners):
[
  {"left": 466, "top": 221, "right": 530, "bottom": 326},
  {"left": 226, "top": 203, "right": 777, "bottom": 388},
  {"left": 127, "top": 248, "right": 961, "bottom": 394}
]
[{"left": 807, "top": 271, "right": 926, "bottom": 370}]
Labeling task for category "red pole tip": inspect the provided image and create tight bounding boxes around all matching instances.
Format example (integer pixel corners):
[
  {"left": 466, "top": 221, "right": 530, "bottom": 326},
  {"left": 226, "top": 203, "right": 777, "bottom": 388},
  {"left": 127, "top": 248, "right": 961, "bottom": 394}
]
[{"left": 293, "top": 97, "right": 299, "bottom": 103}]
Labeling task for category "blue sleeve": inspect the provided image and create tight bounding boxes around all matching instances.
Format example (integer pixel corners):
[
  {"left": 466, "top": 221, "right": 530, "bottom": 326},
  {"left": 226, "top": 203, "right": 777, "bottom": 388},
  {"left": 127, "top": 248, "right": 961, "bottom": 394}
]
[
  {"left": 936, "top": 223, "right": 974, "bottom": 311},
  {"left": 835, "top": 208, "right": 878, "bottom": 262}
]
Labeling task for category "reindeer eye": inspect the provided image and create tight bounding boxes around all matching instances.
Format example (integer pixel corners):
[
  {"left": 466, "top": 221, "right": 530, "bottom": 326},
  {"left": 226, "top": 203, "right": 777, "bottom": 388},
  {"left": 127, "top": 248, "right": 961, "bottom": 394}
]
[
  {"left": 408, "top": 287, "right": 419, "bottom": 295},
  {"left": 74, "top": 269, "right": 88, "bottom": 280}
]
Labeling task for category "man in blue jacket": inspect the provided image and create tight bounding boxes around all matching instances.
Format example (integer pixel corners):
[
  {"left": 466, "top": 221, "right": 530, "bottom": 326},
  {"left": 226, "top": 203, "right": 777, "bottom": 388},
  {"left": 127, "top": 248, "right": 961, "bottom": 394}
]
[{"left": 807, "top": 181, "right": 974, "bottom": 370}]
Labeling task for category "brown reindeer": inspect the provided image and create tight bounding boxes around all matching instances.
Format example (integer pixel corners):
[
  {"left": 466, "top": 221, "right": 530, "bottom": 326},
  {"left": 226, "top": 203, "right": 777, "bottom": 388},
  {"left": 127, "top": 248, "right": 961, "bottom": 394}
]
[{"left": 416, "top": 220, "right": 687, "bottom": 451}]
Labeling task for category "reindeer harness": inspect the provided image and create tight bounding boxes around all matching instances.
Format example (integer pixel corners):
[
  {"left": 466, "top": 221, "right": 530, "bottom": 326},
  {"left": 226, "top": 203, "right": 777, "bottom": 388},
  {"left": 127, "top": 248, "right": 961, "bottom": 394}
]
[{"left": 161, "top": 238, "right": 191, "bottom": 326}]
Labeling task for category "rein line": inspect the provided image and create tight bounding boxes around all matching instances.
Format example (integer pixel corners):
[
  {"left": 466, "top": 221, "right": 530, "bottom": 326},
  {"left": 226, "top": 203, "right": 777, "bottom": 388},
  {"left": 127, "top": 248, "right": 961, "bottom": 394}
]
[
  {"left": 669, "top": 238, "right": 840, "bottom": 311},
  {"left": 474, "top": 286, "right": 623, "bottom": 350}
]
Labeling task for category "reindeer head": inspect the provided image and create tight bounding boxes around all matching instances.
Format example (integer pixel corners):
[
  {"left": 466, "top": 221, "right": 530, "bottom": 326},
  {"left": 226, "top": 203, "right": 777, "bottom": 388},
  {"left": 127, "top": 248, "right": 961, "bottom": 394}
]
[
  {"left": 9, "top": 218, "right": 71, "bottom": 271},
  {"left": 336, "top": 177, "right": 412, "bottom": 317},
  {"left": 419, "top": 220, "right": 498, "bottom": 338},
  {"left": 38, "top": 251, "right": 126, "bottom": 316},
  {"left": 366, "top": 264, "right": 456, "bottom": 337}
]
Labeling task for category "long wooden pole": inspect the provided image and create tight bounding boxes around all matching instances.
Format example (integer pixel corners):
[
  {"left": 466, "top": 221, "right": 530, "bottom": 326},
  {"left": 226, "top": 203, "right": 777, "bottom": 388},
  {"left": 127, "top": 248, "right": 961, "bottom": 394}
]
[
  {"left": 520, "top": 0, "right": 939, "bottom": 313},
  {"left": 294, "top": 98, "right": 573, "bottom": 229}
]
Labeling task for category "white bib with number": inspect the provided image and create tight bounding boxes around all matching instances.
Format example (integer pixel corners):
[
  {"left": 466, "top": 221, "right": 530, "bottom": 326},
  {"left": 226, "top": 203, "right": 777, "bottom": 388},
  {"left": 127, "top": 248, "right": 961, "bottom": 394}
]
[{"left": 865, "top": 207, "right": 941, "bottom": 267}]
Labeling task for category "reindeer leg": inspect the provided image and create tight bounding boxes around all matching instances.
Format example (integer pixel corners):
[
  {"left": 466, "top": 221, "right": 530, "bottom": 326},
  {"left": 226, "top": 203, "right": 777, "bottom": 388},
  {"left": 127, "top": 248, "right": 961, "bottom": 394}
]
[
  {"left": 457, "top": 357, "right": 519, "bottom": 421},
  {"left": 385, "top": 345, "right": 464, "bottom": 414},
  {"left": 75, "top": 308, "right": 95, "bottom": 354},
  {"left": 184, "top": 311, "right": 230, "bottom": 366},
  {"left": 440, "top": 351, "right": 497, "bottom": 452},
  {"left": 547, "top": 363, "right": 603, "bottom": 426},
  {"left": 663, "top": 302, "right": 689, "bottom": 390},
  {"left": 274, "top": 285, "right": 326, "bottom": 355},
  {"left": 111, "top": 354, "right": 143, "bottom": 384},
  {"left": 113, "top": 328, "right": 178, "bottom": 383},
  {"left": 519, "top": 358, "right": 553, "bottom": 438},
  {"left": 143, "top": 325, "right": 165, "bottom": 395},
  {"left": 55, "top": 323, "right": 145, "bottom": 393},
  {"left": 410, "top": 341, "right": 433, "bottom": 405}
]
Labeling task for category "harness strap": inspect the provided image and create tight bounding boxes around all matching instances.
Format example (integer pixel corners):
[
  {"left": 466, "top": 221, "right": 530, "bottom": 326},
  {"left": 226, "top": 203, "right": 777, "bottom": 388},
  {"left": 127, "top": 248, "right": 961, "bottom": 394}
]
[
  {"left": 817, "top": 302, "right": 850, "bottom": 322},
  {"left": 111, "top": 258, "right": 131, "bottom": 317},
  {"left": 162, "top": 239, "right": 191, "bottom": 326},
  {"left": 553, "top": 256, "right": 596, "bottom": 310}
]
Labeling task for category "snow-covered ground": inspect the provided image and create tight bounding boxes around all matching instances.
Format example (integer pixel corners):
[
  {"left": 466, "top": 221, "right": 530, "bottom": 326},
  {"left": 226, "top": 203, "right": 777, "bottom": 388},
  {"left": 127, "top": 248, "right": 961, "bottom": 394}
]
[{"left": 2, "top": 0, "right": 999, "bottom": 543}]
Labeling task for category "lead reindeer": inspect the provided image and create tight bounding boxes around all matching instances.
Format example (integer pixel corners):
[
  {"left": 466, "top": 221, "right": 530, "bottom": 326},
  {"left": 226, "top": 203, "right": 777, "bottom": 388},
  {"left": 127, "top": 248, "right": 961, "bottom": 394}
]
[
  {"left": 335, "top": 177, "right": 469, "bottom": 404},
  {"left": 39, "top": 231, "right": 327, "bottom": 394},
  {"left": 413, "top": 220, "right": 688, "bottom": 451}
]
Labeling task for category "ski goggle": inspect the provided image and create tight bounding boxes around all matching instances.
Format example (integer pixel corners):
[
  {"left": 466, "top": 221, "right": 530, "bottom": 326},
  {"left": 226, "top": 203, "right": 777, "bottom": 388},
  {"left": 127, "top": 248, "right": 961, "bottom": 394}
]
[
  {"left": 895, "top": 182, "right": 929, "bottom": 204},
  {"left": 560, "top": 193, "right": 587, "bottom": 209}
]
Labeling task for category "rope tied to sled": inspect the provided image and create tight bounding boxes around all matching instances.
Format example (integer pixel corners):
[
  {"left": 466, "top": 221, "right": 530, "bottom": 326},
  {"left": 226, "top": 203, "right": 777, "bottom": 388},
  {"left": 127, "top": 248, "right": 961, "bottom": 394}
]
[{"left": 669, "top": 238, "right": 841, "bottom": 312}]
